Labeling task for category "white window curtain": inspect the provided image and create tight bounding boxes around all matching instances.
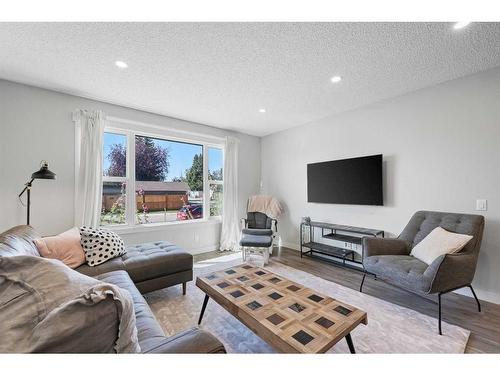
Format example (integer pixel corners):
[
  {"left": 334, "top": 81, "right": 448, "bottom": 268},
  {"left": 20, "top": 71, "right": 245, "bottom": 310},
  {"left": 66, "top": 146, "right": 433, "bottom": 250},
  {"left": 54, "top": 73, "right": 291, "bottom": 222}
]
[
  {"left": 220, "top": 136, "right": 240, "bottom": 251},
  {"left": 73, "top": 109, "right": 106, "bottom": 227}
]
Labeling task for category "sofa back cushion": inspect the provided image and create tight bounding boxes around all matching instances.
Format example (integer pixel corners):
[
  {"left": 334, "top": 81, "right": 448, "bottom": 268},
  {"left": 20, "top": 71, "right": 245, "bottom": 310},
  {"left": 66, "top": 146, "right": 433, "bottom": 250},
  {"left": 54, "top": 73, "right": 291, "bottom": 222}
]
[
  {"left": 0, "top": 255, "right": 140, "bottom": 353},
  {"left": 399, "top": 211, "right": 484, "bottom": 255},
  {"left": 0, "top": 225, "right": 41, "bottom": 257}
]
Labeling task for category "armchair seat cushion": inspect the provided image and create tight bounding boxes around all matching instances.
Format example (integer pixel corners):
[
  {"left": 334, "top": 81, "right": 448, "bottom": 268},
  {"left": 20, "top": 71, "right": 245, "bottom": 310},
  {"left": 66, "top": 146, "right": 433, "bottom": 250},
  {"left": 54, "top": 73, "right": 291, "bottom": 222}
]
[
  {"left": 240, "top": 234, "right": 272, "bottom": 248},
  {"left": 364, "top": 255, "right": 432, "bottom": 294},
  {"left": 241, "top": 228, "right": 273, "bottom": 236}
]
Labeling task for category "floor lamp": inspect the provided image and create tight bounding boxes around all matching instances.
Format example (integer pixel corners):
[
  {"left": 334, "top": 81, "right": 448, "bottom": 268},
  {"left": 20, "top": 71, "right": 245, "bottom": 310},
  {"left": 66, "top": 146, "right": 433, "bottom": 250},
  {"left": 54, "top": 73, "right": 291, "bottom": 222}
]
[{"left": 18, "top": 160, "right": 56, "bottom": 225}]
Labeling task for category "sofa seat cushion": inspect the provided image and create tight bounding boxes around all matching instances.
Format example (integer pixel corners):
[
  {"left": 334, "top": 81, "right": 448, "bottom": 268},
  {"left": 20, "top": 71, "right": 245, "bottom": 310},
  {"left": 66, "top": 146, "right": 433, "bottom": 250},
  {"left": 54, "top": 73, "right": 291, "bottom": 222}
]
[
  {"left": 122, "top": 241, "right": 193, "bottom": 283},
  {"left": 364, "top": 255, "right": 432, "bottom": 294},
  {"left": 95, "top": 270, "right": 227, "bottom": 354},
  {"left": 76, "top": 241, "right": 193, "bottom": 284},
  {"left": 144, "top": 327, "right": 226, "bottom": 354},
  {"left": 94, "top": 270, "right": 166, "bottom": 352},
  {"left": 76, "top": 257, "right": 125, "bottom": 277}
]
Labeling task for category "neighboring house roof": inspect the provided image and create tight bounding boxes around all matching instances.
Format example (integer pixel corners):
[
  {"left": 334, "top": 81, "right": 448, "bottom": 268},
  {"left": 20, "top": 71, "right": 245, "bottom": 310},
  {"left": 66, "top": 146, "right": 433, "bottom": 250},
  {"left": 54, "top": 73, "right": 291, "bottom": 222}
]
[
  {"left": 136, "top": 181, "right": 190, "bottom": 193},
  {"left": 103, "top": 181, "right": 190, "bottom": 194}
]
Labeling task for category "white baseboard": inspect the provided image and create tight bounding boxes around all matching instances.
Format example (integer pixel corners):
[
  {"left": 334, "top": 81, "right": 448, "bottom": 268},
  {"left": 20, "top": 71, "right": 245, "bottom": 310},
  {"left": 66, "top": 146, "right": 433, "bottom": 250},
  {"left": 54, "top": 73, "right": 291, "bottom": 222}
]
[
  {"left": 282, "top": 241, "right": 300, "bottom": 251},
  {"left": 280, "top": 241, "right": 500, "bottom": 305},
  {"left": 188, "top": 244, "right": 220, "bottom": 255},
  {"left": 453, "top": 286, "right": 500, "bottom": 305}
]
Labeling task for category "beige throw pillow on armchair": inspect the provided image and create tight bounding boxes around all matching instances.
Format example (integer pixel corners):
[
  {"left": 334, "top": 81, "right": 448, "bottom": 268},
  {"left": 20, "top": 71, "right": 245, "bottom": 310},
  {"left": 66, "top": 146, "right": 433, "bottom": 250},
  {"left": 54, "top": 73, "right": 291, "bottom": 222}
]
[{"left": 410, "top": 226, "right": 473, "bottom": 265}]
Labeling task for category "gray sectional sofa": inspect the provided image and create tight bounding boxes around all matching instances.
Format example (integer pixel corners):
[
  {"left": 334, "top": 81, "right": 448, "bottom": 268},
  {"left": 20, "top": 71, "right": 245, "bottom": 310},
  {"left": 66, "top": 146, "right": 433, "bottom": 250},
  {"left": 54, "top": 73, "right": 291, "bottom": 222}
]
[
  {"left": 0, "top": 225, "right": 225, "bottom": 353},
  {"left": 76, "top": 240, "right": 193, "bottom": 294}
]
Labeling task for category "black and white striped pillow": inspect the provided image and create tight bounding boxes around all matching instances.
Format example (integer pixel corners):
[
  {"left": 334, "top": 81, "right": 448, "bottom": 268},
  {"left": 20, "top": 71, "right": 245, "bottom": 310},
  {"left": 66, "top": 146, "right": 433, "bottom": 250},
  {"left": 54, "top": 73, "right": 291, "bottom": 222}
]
[{"left": 79, "top": 226, "right": 126, "bottom": 267}]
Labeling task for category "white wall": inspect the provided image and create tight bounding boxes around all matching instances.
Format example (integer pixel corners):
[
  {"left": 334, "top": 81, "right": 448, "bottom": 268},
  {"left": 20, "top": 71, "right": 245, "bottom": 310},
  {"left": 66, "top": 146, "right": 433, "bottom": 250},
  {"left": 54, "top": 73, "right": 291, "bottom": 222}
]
[
  {"left": 261, "top": 66, "right": 500, "bottom": 303},
  {"left": 0, "top": 80, "right": 261, "bottom": 253}
]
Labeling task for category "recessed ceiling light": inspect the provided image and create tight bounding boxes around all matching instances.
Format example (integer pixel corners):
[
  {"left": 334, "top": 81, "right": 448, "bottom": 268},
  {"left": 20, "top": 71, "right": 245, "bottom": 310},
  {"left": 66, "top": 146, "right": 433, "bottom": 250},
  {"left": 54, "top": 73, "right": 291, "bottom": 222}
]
[
  {"left": 453, "top": 22, "right": 471, "bottom": 30},
  {"left": 330, "top": 76, "right": 342, "bottom": 83},
  {"left": 115, "top": 60, "right": 128, "bottom": 69},
  {"left": 259, "top": 108, "right": 266, "bottom": 113}
]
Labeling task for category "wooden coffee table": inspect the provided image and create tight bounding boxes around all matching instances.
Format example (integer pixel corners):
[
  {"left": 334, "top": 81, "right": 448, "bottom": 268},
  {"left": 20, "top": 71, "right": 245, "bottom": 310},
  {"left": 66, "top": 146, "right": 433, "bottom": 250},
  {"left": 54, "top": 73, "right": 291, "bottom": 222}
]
[{"left": 196, "top": 263, "right": 367, "bottom": 353}]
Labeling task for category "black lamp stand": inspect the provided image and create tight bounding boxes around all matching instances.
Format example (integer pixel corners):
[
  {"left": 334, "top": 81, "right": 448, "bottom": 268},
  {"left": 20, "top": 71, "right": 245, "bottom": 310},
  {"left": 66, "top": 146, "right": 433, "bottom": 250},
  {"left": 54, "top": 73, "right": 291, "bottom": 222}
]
[
  {"left": 18, "top": 161, "right": 56, "bottom": 226},
  {"left": 18, "top": 179, "right": 34, "bottom": 225}
]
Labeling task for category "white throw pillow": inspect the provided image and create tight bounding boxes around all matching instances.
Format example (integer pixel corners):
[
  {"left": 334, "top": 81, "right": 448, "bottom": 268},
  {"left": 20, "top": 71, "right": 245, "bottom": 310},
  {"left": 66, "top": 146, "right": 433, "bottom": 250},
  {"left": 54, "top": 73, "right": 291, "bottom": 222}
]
[
  {"left": 410, "top": 226, "right": 473, "bottom": 265},
  {"left": 79, "top": 226, "right": 126, "bottom": 266}
]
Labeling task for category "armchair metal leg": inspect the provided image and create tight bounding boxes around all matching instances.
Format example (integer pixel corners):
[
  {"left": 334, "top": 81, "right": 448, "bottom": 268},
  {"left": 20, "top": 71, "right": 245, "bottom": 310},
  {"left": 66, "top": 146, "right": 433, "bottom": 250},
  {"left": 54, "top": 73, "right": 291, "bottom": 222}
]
[
  {"left": 438, "top": 292, "right": 443, "bottom": 335},
  {"left": 359, "top": 272, "right": 367, "bottom": 293},
  {"left": 437, "top": 285, "right": 481, "bottom": 335},
  {"left": 469, "top": 285, "right": 482, "bottom": 312}
]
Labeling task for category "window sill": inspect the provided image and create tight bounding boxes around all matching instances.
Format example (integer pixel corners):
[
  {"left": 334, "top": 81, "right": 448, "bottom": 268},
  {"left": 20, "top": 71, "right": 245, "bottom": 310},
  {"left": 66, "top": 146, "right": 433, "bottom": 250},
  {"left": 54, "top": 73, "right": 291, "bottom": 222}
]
[{"left": 105, "top": 217, "right": 222, "bottom": 235}]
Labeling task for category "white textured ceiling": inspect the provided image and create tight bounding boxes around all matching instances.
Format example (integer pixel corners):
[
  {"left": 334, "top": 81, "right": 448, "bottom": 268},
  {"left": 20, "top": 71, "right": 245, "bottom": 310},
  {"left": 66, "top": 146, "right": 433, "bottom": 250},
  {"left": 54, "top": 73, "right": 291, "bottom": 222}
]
[{"left": 1, "top": 22, "right": 500, "bottom": 136}]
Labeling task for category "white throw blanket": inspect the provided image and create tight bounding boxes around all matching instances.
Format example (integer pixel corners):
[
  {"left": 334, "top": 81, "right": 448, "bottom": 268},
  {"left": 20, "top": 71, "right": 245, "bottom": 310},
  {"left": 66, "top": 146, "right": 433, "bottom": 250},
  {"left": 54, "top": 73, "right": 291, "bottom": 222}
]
[{"left": 247, "top": 195, "right": 284, "bottom": 219}]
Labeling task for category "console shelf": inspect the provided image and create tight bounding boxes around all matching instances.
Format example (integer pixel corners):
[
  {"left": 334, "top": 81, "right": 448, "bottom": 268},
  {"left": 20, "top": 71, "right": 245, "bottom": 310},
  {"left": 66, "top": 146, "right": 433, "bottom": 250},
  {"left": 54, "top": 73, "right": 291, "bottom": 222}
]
[
  {"left": 300, "top": 221, "right": 384, "bottom": 270},
  {"left": 301, "top": 241, "right": 355, "bottom": 266},
  {"left": 321, "top": 232, "right": 363, "bottom": 245}
]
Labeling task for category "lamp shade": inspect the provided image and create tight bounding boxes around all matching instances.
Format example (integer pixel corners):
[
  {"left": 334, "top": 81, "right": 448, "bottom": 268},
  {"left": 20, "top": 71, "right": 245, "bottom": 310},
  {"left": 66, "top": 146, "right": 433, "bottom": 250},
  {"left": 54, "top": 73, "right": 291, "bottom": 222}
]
[{"left": 31, "top": 160, "right": 56, "bottom": 180}]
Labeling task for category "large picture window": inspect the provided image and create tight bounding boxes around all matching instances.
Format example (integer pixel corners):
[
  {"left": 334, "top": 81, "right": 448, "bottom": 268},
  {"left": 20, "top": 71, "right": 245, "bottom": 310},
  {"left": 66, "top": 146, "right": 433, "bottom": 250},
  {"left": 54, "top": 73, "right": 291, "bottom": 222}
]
[
  {"left": 100, "top": 125, "right": 223, "bottom": 227},
  {"left": 101, "top": 132, "right": 128, "bottom": 225},
  {"left": 208, "top": 147, "right": 223, "bottom": 217}
]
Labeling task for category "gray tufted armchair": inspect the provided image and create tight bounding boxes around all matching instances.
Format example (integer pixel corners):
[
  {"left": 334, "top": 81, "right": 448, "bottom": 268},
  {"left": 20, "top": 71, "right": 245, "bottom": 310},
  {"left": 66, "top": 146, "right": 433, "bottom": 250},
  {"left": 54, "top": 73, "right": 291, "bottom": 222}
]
[{"left": 360, "top": 211, "right": 484, "bottom": 334}]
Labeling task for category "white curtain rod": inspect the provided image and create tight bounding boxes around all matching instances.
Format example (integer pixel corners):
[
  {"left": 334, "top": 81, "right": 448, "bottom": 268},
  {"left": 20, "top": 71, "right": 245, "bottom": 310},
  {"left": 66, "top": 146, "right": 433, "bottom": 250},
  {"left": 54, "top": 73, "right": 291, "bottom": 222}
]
[{"left": 106, "top": 115, "right": 227, "bottom": 142}]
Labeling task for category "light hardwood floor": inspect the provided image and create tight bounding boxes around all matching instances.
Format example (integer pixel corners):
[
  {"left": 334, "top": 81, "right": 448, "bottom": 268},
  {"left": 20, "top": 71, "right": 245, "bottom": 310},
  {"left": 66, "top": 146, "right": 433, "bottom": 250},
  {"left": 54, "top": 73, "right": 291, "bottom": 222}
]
[{"left": 195, "top": 247, "right": 500, "bottom": 353}]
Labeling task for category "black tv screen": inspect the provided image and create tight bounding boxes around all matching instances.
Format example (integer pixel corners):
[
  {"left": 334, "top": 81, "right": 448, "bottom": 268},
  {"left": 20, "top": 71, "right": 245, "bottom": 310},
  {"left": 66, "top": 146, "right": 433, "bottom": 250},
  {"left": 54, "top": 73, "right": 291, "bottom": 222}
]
[{"left": 307, "top": 154, "right": 383, "bottom": 205}]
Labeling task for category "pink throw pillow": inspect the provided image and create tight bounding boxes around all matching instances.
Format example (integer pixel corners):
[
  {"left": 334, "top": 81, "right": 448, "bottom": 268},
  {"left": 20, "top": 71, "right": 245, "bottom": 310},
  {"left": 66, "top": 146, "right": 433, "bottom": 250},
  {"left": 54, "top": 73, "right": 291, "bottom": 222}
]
[{"left": 34, "top": 227, "right": 86, "bottom": 269}]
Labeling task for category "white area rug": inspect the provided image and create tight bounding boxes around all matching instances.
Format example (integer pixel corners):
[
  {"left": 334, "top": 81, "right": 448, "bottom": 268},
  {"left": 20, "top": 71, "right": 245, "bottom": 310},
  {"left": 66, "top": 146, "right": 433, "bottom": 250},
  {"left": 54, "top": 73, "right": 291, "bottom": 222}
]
[{"left": 145, "top": 253, "right": 470, "bottom": 353}]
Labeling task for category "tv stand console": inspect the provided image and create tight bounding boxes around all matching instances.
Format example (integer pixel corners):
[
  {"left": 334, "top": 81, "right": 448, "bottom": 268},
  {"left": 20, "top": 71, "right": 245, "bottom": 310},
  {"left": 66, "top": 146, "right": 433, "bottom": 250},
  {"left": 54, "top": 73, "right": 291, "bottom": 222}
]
[{"left": 300, "top": 221, "right": 384, "bottom": 270}]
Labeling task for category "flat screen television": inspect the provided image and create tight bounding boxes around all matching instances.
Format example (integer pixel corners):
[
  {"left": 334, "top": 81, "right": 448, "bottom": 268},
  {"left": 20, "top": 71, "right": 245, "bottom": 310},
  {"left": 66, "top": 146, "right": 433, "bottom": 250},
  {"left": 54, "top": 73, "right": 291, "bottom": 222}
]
[{"left": 307, "top": 154, "right": 383, "bottom": 205}]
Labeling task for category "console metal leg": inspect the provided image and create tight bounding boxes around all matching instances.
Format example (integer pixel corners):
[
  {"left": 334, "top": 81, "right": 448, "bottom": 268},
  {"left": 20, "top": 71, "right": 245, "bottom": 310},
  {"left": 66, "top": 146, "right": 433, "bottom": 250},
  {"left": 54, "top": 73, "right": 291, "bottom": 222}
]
[
  {"left": 198, "top": 294, "right": 210, "bottom": 325},
  {"left": 359, "top": 272, "right": 367, "bottom": 292},
  {"left": 345, "top": 333, "right": 356, "bottom": 354},
  {"left": 182, "top": 282, "right": 186, "bottom": 295},
  {"left": 469, "top": 285, "right": 482, "bottom": 312}
]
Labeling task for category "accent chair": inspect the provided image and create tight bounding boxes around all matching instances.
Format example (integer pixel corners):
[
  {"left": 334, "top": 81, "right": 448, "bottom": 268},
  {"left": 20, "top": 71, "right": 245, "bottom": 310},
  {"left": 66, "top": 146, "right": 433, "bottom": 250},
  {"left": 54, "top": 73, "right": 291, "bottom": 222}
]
[
  {"left": 360, "top": 210, "right": 484, "bottom": 335},
  {"left": 240, "top": 211, "right": 278, "bottom": 264}
]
